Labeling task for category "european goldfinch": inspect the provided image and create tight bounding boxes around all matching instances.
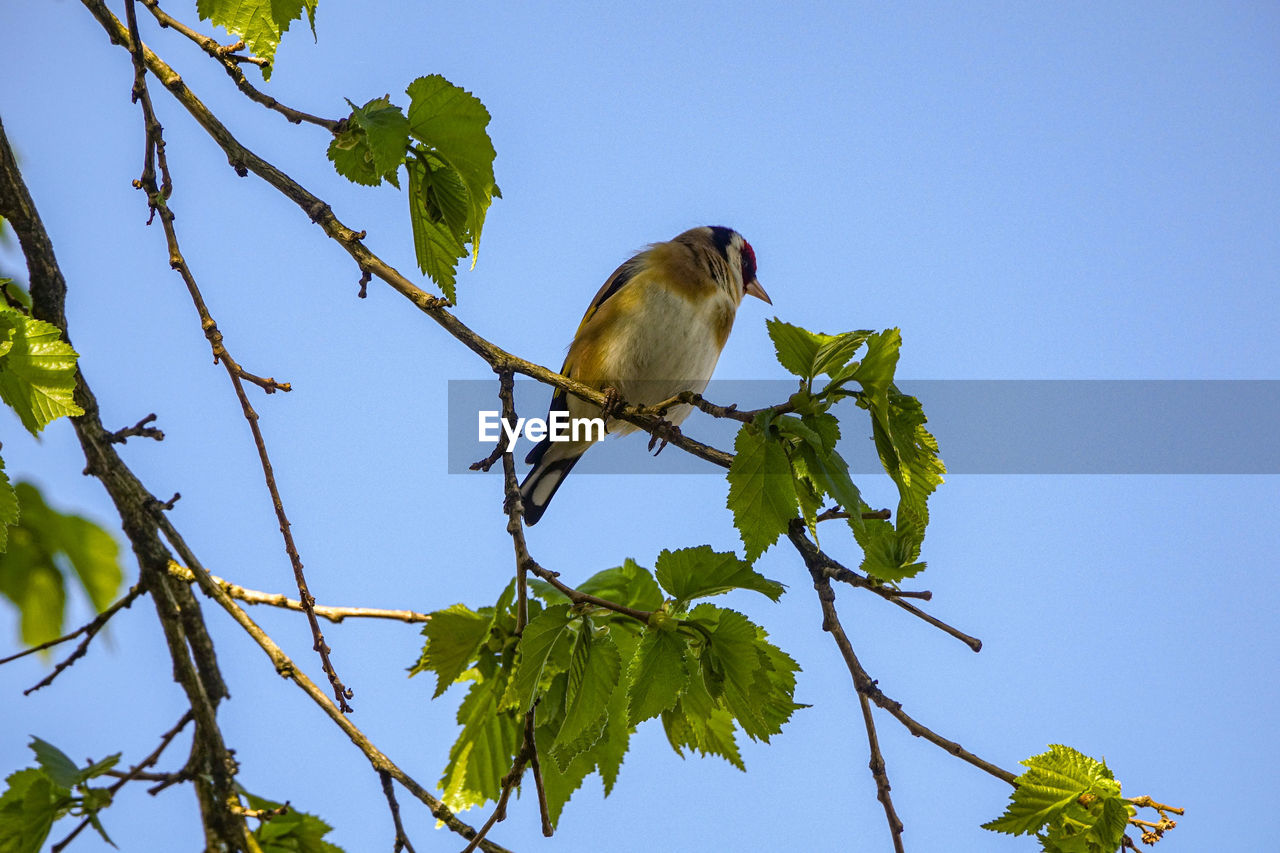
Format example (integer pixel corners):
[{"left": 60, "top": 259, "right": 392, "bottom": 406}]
[{"left": 520, "top": 225, "right": 771, "bottom": 525}]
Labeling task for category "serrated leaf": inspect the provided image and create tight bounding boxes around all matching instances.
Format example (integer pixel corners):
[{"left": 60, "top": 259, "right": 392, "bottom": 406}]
[
  {"left": 28, "top": 738, "right": 80, "bottom": 789},
  {"left": 439, "top": 678, "right": 522, "bottom": 812},
  {"left": 349, "top": 97, "right": 409, "bottom": 179},
  {"left": 765, "top": 318, "right": 825, "bottom": 379},
  {"left": 726, "top": 423, "right": 797, "bottom": 562},
  {"left": 405, "top": 75, "right": 499, "bottom": 267},
  {"left": 662, "top": 660, "right": 745, "bottom": 771},
  {"left": 405, "top": 156, "right": 465, "bottom": 301},
  {"left": 505, "top": 604, "right": 575, "bottom": 713},
  {"left": 0, "top": 768, "right": 61, "bottom": 853},
  {"left": 0, "top": 306, "right": 84, "bottom": 434},
  {"left": 626, "top": 628, "right": 690, "bottom": 724},
  {"left": 195, "top": 0, "right": 318, "bottom": 80},
  {"left": 690, "top": 604, "right": 801, "bottom": 742},
  {"left": 982, "top": 745, "right": 1124, "bottom": 839},
  {"left": 551, "top": 628, "right": 621, "bottom": 769},
  {"left": 411, "top": 603, "right": 490, "bottom": 698},
  {"left": 574, "top": 559, "right": 665, "bottom": 611},
  {"left": 812, "top": 330, "right": 872, "bottom": 378},
  {"left": 654, "top": 545, "right": 784, "bottom": 607}
]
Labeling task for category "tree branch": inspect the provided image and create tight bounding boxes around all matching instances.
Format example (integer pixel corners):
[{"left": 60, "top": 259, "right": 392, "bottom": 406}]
[
  {"left": 165, "top": 563, "right": 432, "bottom": 623},
  {"left": 1, "top": 102, "right": 251, "bottom": 852},
  {"left": 153, "top": 513, "right": 513, "bottom": 853},
  {"left": 788, "top": 523, "right": 983, "bottom": 652}
]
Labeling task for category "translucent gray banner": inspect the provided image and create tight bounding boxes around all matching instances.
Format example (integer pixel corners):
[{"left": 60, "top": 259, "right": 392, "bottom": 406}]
[{"left": 447, "top": 379, "right": 1280, "bottom": 475}]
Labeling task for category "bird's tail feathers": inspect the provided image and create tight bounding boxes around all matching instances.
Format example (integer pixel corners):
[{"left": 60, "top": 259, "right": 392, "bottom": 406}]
[{"left": 519, "top": 440, "right": 584, "bottom": 525}]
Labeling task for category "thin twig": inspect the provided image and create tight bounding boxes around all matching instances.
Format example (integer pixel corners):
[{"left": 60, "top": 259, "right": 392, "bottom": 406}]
[
  {"left": 792, "top": 529, "right": 1016, "bottom": 785},
  {"left": 140, "top": 0, "right": 342, "bottom": 130},
  {"left": 811, "top": 571, "right": 906, "bottom": 851},
  {"left": 51, "top": 712, "right": 194, "bottom": 852},
  {"left": 7, "top": 586, "right": 146, "bottom": 695},
  {"left": 379, "top": 770, "right": 418, "bottom": 853},
  {"left": 0, "top": 584, "right": 143, "bottom": 669},
  {"left": 167, "top": 562, "right": 431, "bottom": 623},
  {"left": 108, "top": 412, "right": 164, "bottom": 443},
  {"left": 788, "top": 523, "right": 982, "bottom": 652}
]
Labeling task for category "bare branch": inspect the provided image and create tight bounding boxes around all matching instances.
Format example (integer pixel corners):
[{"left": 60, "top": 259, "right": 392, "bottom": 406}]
[
  {"left": 108, "top": 412, "right": 165, "bottom": 443},
  {"left": 379, "top": 770, "right": 419, "bottom": 853},
  {"left": 167, "top": 562, "right": 431, "bottom": 624},
  {"left": 788, "top": 523, "right": 982, "bottom": 652}
]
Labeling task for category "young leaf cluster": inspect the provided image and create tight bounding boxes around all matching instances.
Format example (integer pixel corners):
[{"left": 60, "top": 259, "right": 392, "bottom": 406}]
[
  {"left": 0, "top": 737, "right": 121, "bottom": 851},
  {"left": 243, "top": 791, "right": 345, "bottom": 853},
  {"left": 0, "top": 482, "right": 123, "bottom": 648},
  {"left": 726, "top": 319, "right": 945, "bottom": 581},
  {"left": 983, "top": 745, "right": 1134, "bottom": 853},
  {"left": 327, "top": 78, "right": 500, "bottom": 301},
  {"left": 411, "top": 547, "right": 798, "bottom": 826}
]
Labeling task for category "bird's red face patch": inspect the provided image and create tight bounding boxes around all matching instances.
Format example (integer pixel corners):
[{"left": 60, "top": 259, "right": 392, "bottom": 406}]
[{"left": 740, "top": 240, "right": 758, "bottom": 287}]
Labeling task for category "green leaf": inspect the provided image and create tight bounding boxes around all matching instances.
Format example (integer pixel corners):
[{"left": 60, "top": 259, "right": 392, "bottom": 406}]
[
  {"left": 626, "top": 627, "right": 690, "bottom": 724},
  {"left": 406, "top": 75, "right": 500, "bottom": 274},
  {"left": 661, "top": 659, "right": 745, "bottom": 771},
  {"left": 765, "top": 318, "right": 871, "bottom": 382},
  {"left": 405, "top": 155, "right": 466, "bottom": 301},
  {"left": 504, "top": 604, "right": 575, "bottom": 713},
  {"left": 812, "top": 330, "right": 872, "bottom": 379},
  {"left": 0, "top": 483, "right": 124, "bottom": 647},
  {"left": 27, "top": 738, "right": 80, "bottom": 789},
  {"left": 195, "top": 0, "right": 318, "bottom": 80},
  {"left": 983, "top": 745, "right": 1127, "bottom": 845},
  {"left": 574, "top": 559, "right": 665, "bottom": 611},
  {"left": 765, "top": 317, "right": 825, "bottom": 379},
  {"left": 439, "top": 677, "right": 522, "bottom": 813},
  {"left": 349, "top": 97, "right": 409, "bottom": 180},
  {"left": 654, "top": 546, "right": 784, "bottom": 607},
  {"left": 0, "top": 768, "right": 61, "bottom": 853},
  {"left": 0, "top": 306, "right": 84, "bottom": 435},
  {"left": 411, "top": 603, "right": 491, "bottom": 698},
  {"left": 327, "top": 97, "right": 409, "bottom": 188},
  {"left": 551, "top": 627, "right": 621, "bottom": 768},
  {"left": 726, "top": 422, "right": 797, "bottom": 561},
  {"left": 244, "top": 791, "right": 345, "bottom": 853},
  {"left": 0, "top": 458, "right": 17, "bottom": 552},
  {"left": 689, "top": 605, "right": 802, "bottom": 742}
]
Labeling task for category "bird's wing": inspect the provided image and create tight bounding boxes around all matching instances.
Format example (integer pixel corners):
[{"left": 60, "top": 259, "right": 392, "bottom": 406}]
[{"left": 575, "top": 251, "right": 648, "bottom": 332}]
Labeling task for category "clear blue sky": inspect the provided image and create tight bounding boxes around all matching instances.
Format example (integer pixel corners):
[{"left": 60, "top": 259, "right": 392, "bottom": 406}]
[{"left": 2, "top": 2, "right": 1277, "bottom": 851}]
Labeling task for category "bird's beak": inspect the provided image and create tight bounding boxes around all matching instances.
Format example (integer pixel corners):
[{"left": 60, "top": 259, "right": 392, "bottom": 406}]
[{"left": 745, "top": 279, "right": 772, "bottom": 305}]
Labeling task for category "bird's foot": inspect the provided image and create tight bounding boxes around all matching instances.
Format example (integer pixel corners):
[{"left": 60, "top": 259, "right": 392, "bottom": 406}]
[
  {"left": 600, "top": 386, "right": 624, "bottom": 429},
  {"left": 647, "top": 418, "right": 681, "bottom": 455}
]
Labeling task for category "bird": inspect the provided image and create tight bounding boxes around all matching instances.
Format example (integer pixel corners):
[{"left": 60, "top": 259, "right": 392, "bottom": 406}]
[{"left": 519, "top": 225, "right": 771, "bottom": 525}]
